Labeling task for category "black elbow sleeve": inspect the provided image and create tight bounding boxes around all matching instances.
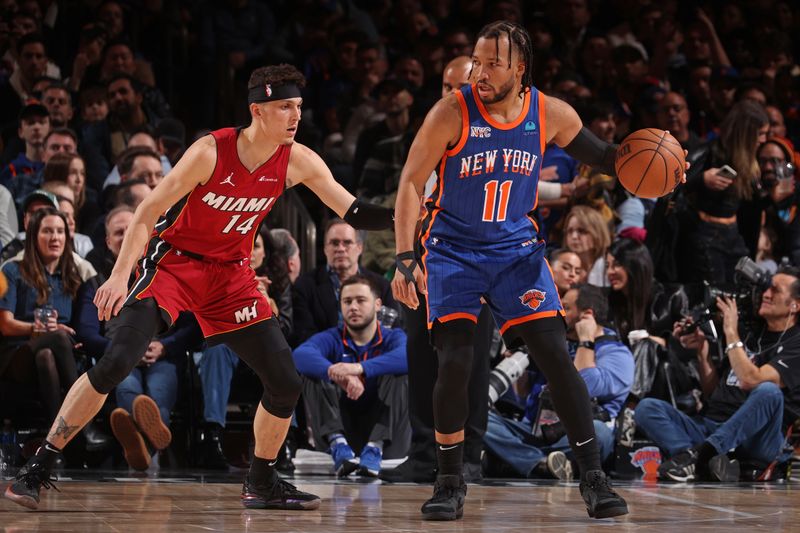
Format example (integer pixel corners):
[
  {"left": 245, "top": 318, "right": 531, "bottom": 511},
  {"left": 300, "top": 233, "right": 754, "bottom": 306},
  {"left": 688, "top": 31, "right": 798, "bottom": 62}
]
[
  {"left": 343, "top": 198, "right": 394, "bottom": 231},
  {"left": 563, "top": 127, "right": 618, "bottom": 177}
]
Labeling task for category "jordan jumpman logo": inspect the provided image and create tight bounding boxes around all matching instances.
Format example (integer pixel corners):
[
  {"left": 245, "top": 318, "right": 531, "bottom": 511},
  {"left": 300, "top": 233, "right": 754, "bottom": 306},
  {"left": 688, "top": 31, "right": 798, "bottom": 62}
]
[{"left": 220, "top": 172, "right": 235, "bottom": 186}]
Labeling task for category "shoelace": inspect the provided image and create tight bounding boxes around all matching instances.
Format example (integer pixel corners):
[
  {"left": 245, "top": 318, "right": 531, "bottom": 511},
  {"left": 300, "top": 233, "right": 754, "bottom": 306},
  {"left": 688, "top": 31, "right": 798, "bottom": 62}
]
[
  {"left": 583, "top": 474, "right": 618, "bottom": 495},
  {"left": 430, "top": 482, "right": 461, "bottom": 503},
  {"left": 273, "top": 478, "right": 304, "bottom": 500},
  {"left": 18, "top": 468, "right": 60, "bottom": 493}
]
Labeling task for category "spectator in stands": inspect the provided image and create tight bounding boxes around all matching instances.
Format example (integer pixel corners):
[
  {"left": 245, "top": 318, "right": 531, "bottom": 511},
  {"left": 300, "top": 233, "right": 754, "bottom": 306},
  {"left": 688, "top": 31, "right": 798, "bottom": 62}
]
[
  {"left": 6, "top": 34, "right": 53, "bottom": 107},
  {"left": 0, "top": 185, "right": 18, "bottom": 248},
  {"left": 549, "top": 249, "right": 584, "bottom": 296},
  {"left": 42, "top": 152, "right": 101, "bottom": 234},
  {"left": 78, "top": 85, "right": 109, "bottom": 123},
  {"left": 41, "top": 83, "right": 75, "bottom": 129},
  {"left": 154, "top": 118, "right": 186, "bottom": 166},
  {"left": 293, "top": 274, "right": 409, "bottom": 477},
  {"left": 66, "top": 23, "right": 108, "bottom": 94},
  {"left": 102, "top": 134, "right": 172, "bottom": 191},
  {"left": 292, "top": 219, "right": 397, "bottom": 346},
  {"left": 0, "top": 207, "right": 107, "bottom": 450},
  {"left": 562, "top": 205, "right": 612, "bottom": 287},
  {"left": 269, "top": 228, "right": 301, "bottom": 284},
  {"left": 1, "top": 189, "right": 58, "bottom": 262},
  {"left": 483, "top": 284, "right": 633, "bottom": 479},
  {"left": 48, "top": 190, "right": 93, "bottom": 258},
  {"left": 682, "top": 100, "right": 770, "bottom": 284},
  {"left": 636, "top": 266, "right": 800, "bottom": 482},
  {"left": 98, "top": 39, "right": 170, "bottom": 120},
  {"left": 197, "top": 226, "right": 294, "bottom": 469},
  {"left": 0, "top": 101, "right": 49, "bottom": 205}
]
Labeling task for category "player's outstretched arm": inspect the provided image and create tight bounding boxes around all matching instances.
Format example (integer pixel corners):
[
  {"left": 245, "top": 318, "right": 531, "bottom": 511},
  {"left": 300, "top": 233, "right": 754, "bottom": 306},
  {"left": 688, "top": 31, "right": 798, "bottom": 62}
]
[
  {"left": 287, "top": 144, "right": 393, "bottom": 230},
  {"left": 93, "top": 135, "right": 216, "bottom": 320},
  {"left": 392, "top": 95, "right": 462, "bottom": 310}
]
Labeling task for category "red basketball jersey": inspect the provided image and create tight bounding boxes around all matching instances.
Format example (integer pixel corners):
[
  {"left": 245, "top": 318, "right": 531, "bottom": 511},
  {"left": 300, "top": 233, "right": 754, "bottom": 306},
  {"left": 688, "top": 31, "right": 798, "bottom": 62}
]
[{"left": 154, "top": 127, "right": 290, "bottom": 261}]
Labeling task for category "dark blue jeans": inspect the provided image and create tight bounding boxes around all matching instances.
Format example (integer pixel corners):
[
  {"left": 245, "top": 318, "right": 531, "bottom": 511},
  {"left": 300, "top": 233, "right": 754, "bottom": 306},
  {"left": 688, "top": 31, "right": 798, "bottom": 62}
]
[
  {"left": 634, "top": 382, "right": 787, "bottom": 463},
  {"left": 483, "top": 410, "right": 615, "bottom": 477},
  {"left": 116, "top": 359, "right": 178, "bottom": 424},
  {"left": 198, "top": 344, "right": 239, "bottom": 427}
]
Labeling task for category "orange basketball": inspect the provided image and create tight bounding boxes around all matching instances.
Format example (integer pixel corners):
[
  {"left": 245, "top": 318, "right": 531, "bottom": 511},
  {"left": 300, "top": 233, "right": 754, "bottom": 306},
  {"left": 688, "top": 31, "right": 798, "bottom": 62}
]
[{"left": 615, "top": 128, "right": 686, "bottom": 199}]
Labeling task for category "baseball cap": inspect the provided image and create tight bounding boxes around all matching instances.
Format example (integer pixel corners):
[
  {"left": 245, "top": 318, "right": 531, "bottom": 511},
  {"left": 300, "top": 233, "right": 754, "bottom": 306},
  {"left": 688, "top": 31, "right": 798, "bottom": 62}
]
[
  {"left": 18, "top": 99, "right": 49, "bottom": 122},
  {"left": 155, "top": 118, "right": 186, "bottom": 148},
  {"left": 22, "top": 189, "right": 59, "bottom": 212}
]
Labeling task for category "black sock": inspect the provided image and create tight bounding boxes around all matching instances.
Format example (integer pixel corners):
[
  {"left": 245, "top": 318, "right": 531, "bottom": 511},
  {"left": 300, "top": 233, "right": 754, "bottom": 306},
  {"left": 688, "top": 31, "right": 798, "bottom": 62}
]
[
  {"left": 249, "top": 456, "right": 278, "bottom": 485},
  {"left": 34, "top": 442, "right": 62, "bottom": 470},
  {"left": 693, "top": 441, "right": 718, "bottom": 466},
  {"left": 573, "top": 438, "right": 603, "bottom": 480},
  {"left": 436, "top": 441, "right": 464, "bottom": 476}
]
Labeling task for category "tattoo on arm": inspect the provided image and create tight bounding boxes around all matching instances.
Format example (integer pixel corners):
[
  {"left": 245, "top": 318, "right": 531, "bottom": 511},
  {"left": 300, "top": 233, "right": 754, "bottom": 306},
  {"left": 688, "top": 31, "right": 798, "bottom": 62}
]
[{"left": 50, "top": 416, "right": 80, "bottom": 440}]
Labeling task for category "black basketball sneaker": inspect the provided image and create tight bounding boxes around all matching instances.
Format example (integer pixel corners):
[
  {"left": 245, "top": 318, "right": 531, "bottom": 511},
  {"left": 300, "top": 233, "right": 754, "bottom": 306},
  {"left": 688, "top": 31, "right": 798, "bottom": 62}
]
[
  {"left": 579, "top": 470, "right": 629, "bottom": 519},
  {"left": 4, "top": 455, "right": 59, "bottom": 510},
  {"left": 241, "top": 474, "right": 321, "bottom": 510},
  {"left": 421, "top": 474, "right": 467, "bottom": 521}
]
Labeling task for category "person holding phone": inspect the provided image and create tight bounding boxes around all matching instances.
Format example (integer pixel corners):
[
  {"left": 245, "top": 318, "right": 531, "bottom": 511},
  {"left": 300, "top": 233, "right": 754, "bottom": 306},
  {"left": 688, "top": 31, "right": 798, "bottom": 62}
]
[
  {"left": 0, "top": 208, "right": 107, "bottom": 451},
  {"left": 681, "top": 100, "right": 770, "bottom": 284}
]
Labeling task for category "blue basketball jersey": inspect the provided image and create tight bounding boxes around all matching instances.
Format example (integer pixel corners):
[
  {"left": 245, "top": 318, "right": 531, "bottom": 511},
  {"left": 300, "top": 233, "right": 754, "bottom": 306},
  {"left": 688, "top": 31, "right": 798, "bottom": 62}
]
[{"left": 421, "top": 84, "right": 546, "bottom": 248}]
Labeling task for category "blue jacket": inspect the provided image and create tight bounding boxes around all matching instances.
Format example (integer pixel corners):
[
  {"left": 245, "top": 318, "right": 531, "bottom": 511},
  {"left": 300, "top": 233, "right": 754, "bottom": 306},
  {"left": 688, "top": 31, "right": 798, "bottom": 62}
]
[{"left": 293, "top": 323, "right": 408, "bottom": 387}]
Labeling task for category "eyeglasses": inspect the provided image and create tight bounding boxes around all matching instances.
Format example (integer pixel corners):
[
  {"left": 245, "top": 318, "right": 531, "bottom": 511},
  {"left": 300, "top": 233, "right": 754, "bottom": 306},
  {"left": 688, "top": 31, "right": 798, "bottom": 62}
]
[{"left": 326, "top": 239, "right": 356, "bottom": 248}]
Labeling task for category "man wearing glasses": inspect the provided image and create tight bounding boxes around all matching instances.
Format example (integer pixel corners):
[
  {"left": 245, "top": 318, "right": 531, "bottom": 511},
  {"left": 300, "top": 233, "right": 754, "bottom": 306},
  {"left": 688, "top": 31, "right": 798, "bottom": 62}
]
[{"left": 292, "top": 218, "right": 398, "bottom": 346}]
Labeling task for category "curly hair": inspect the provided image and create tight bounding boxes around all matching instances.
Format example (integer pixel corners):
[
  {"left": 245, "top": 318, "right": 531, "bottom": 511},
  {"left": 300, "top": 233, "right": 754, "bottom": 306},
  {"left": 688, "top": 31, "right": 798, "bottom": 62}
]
[{"left": 248, "top": 64, "right": 306, "bottom": 91}]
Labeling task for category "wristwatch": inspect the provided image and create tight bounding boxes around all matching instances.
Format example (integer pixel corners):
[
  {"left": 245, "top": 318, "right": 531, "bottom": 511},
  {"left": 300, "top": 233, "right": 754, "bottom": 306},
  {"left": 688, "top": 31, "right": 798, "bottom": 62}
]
[{"left": 578, "top": 340, "right": 595, "bottom": 350}]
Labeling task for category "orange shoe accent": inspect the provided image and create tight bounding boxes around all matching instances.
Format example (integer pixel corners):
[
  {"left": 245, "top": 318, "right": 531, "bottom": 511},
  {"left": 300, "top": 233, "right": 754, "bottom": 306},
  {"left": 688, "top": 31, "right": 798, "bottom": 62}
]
[
  {"left": 110, "top": 408, "right": 150, "bottom": 471},
  {"left": 132, "top": 395, "right": 172, "bottom": 450}
]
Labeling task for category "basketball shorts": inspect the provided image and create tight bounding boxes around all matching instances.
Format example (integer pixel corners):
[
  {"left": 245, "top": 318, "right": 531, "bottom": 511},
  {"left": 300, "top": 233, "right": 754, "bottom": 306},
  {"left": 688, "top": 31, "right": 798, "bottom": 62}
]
[
  {"left": 125, "top": 240, "right": 271, "bottom": 339},
  {"left": 422, "top": 236, "right": 564, "bottom": 336}
]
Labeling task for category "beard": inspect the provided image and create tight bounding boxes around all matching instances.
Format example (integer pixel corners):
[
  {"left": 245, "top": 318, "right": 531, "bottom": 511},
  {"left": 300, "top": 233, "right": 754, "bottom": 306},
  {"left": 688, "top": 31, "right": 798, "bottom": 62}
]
[
  {"left": 477, "top": 76, "right": 516, "bottom": 104},
  {"left": 345, "top": 313, "right": 375, "bottom": 333}
]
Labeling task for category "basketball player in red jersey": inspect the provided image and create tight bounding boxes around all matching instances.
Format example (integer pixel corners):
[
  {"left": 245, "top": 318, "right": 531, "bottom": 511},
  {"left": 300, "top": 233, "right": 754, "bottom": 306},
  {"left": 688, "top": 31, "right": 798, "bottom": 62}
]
[{"left": 5, "top": 64, "right": 393, "bottom": 511}]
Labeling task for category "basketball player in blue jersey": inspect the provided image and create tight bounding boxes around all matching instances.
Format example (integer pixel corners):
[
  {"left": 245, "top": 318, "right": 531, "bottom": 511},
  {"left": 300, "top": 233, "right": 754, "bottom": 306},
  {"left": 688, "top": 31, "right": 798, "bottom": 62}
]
[{"left": 393, "top": 21, "right": 634, "bottom": 521}]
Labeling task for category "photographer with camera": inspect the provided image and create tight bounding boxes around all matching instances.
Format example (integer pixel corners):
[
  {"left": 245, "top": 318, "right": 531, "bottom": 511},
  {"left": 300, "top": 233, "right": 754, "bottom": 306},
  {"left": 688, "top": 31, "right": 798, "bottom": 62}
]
[
  {"left": 482, "top": 285, "right": 634, "bottom": 480},
  {"left": 635, "top": 264, "right": 800, "bottom": 482}
]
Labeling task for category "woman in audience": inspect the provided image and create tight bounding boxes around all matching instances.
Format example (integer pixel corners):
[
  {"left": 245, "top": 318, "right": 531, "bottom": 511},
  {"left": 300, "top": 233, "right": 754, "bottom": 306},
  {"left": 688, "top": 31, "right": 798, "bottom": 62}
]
[
  {"left": 562, "top": 205, "right": 612, "bottom": 286},
  {"left": 0, "top": 208, "right": 104, "bottom": 447},
  {"left": 42, "top": 152, "right": 101, "bottom": 234},
  {"left": 251, "top": 226, "right": 293, "bottom": 338}
]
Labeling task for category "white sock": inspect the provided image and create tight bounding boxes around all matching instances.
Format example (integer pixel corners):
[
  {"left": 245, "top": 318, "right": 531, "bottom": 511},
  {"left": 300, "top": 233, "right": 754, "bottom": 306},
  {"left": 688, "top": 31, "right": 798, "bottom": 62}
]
[{"left": 328, "top": 433, "right": 347, "bottom": 447}]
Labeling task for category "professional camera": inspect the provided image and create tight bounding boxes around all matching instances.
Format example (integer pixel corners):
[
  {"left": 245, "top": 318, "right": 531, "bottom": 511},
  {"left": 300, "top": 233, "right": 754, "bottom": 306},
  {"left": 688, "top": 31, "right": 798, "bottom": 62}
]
[{"left": 487, "top": 350, "right": 529, "bottom": 407}]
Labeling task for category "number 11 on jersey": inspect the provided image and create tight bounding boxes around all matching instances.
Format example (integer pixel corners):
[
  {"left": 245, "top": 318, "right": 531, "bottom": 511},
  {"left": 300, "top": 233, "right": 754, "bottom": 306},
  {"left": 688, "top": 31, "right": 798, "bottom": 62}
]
[{"left": 482, "top": 179, "right": 512, "bottom": 222}]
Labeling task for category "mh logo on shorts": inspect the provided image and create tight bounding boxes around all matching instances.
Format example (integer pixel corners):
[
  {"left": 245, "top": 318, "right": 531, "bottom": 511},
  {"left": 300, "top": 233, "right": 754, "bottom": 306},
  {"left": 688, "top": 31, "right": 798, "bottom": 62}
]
[
  {"left": 520, "top": 289, "right": 546, "bottom": 310},
  {"left": 234, "top": 300, "right": 258, "bottom": 323}
]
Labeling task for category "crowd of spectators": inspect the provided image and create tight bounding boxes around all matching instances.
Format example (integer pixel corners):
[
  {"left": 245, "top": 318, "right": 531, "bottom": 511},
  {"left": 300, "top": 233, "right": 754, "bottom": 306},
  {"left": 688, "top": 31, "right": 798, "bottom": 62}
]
[{"left": 1, "top": 0, "right": 800, "bottom": 483}]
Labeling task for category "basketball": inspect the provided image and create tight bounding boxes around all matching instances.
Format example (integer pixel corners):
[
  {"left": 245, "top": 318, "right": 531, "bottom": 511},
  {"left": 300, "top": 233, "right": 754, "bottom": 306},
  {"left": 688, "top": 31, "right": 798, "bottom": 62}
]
[{"left": 615, "top": 128, "right": 686, "bottom": 199}]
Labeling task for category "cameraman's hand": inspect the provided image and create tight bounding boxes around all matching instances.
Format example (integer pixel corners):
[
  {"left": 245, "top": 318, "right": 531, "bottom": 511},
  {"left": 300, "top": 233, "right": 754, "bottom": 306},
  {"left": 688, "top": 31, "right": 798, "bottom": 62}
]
[
  {"left": 716, "top": 296, "right": 740, "bottom": 340},
  {"left": 674, "top": 318, "right": 709, "bottom": 356}
]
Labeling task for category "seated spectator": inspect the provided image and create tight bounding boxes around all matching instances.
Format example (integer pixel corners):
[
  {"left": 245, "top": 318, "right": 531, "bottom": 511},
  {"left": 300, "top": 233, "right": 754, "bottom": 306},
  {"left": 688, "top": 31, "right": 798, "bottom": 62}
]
[
  {"left": 78, "top": 85, "right": 109, "bottom": 124},
  {"left": 562, "top": 205, "right": 612, "bottom": 286},
  {"left": 292, "top": 218, "right": 397, "bottom": 345},
  {"left": 0, "top": 207, "right": 107, "bottom": 451},
  {"left": 483, "top": 284, "right": 634, "bottom": 479},
  {"left": 102, "top": 133, "right": 172, "bottom": 190},
  {"left": 47, "top": 188, "right": 94, "bottom": 258},
  {"left": 293, "top": 274, "right": 410, "bottom": 477},
  {"left": 42, "top": 152, "right": 102, "bottom": 234},
  {"left": 154, "top": 118, "right": 186, "bottom": 166},
  {"left": 549, "top": 248, "right": 584, "bottom": 297},
  {"left": 269, "top": 228, "right": 301, "bottom": 284},
  {"left": 41, "top": 83, "right": 75, "bottom": 129},
  {"left": 635, "top": 266, "right": 800, "bottom": 482},
  {"left": 0, "top": 101, "right": 49, "bottom": 206},
  {"left": 197, "top": 227, "right": 294, "bottom": 469}
]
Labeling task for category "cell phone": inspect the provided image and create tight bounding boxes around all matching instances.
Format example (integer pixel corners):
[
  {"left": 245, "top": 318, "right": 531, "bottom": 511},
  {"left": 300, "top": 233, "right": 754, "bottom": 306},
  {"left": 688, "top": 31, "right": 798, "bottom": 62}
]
[{"left": 717, "top": 165, "right": 738, "bottom": 180}]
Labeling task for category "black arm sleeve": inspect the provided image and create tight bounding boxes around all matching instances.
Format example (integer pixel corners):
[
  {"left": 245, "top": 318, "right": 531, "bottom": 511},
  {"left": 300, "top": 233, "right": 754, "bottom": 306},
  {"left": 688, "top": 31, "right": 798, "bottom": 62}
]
[
  {"left": 343, "top": 198, "right": 394, "bottom": 231},
  {"left": 563, "top": 127, "right": 618, "bottom": 177}
]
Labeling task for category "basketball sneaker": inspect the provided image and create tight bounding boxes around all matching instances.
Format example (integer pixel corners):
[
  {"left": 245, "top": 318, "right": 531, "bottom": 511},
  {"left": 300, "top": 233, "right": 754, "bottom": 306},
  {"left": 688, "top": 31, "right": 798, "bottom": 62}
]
[
  {"left": 707, "top": 454, "right": 740, "bottom": 482},
  {"left": 3, "top": 455, "right": 59, "bottom": 510},
  {"left": 132, "top": 395, "right": 172, "bottom": 450},
  {"left": 658, "top": 448, "right": 698, "bottom": 482},
  {"left": 421, "top": 474, "right": 467, "bottom": 521},
  {"left": 546, "top": 451, "right": 574, "bottom": 481},
  {"left": 579, "top": 470, "right": 629, "bottom": 519},
  {"left": 330, "top": 442, "right": 358, "bottom": 477},
  {"left": 357, "top": 445, "right": 382, "bottom": 477},
  {"left": 241, "top": 474, "right": 321, "bottom": 510}
]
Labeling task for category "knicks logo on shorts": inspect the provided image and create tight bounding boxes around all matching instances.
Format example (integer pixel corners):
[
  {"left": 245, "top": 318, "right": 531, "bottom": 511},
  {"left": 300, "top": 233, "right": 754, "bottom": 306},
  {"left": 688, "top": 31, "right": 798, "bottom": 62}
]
[{"left": 520, "top": 289, "right": 546, "bottom": 310}]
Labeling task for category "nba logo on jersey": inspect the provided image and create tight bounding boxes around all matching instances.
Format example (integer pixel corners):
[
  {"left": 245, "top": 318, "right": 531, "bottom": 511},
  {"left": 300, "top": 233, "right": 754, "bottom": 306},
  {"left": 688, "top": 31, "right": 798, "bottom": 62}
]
[
  {"left": 265, "top": 84, "right": 272, "bottom": 97},
  {"left": 470, "top": 126, "right": 492, "bottom": 138},
  {"left": 520, "top": 289, "right": 546, "bottom": 310}
]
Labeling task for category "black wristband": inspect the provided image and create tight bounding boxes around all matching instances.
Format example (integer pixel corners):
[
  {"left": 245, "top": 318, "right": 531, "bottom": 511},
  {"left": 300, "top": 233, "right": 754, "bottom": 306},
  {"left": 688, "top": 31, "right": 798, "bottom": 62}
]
[
  {"left": 343, "top": 198, "right": 394, "bottom": 231},
  {"left": 396, "top": 251, "right": 418, "bottom": 285}
]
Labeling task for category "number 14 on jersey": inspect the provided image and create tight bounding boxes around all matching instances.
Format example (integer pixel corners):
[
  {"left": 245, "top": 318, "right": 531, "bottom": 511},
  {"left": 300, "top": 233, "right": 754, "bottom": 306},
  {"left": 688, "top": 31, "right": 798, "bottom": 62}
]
[
  {"left": 482, "top": 179, "right": 512, "bottom": 222},
  {"left": 222, "top": 214, "right": 258, "bottom": 234}
]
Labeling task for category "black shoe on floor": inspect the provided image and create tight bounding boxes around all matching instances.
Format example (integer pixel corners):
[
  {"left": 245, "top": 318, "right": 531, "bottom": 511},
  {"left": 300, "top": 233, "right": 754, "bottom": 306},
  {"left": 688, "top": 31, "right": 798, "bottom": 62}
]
[
  {"left": 462, "top": 462, "right": 482, "bottom": 483},
  {"left": 200, "top": 424, "right": 229, "bottom": 470},
  {"left": 658, "top": 448, "right": 698, "bottom": 482},
  {"left": 707, "top": 454, "right": 740, "bottom": 482},
  {"left": 379, "top": 457, "right": 436, "bottom": 483},
  {"left": 241, "top": 475, "right": 321, "bottom": 510},
  {"left": 421, "top": 474, "right": 467, "bottom": 521},
  {"left": 579, "top": 470, "right": 628, "bottom": 519},
  {"left": 3, "top": 457, "right": 59, "bottom": 510}
]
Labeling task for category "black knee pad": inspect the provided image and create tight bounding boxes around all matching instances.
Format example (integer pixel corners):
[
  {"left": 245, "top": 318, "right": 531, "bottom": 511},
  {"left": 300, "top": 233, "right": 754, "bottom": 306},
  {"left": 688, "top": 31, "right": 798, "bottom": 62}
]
[{"left": 260, "top": 348, "right": 302, "bottom": 418}]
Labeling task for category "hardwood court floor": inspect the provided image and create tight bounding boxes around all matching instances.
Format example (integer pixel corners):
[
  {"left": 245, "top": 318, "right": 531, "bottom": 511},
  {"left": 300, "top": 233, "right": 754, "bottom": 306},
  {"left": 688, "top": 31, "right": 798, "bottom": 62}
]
[{"left": 1, "top": 474, "right": 798, "bottom": 532}]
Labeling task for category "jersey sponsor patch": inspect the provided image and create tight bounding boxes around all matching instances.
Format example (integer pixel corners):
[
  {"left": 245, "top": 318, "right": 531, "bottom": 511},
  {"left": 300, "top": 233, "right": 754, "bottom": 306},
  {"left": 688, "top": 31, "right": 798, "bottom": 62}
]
[{"left": 520, "top": 289, "right": 546, "bottom": 310}]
